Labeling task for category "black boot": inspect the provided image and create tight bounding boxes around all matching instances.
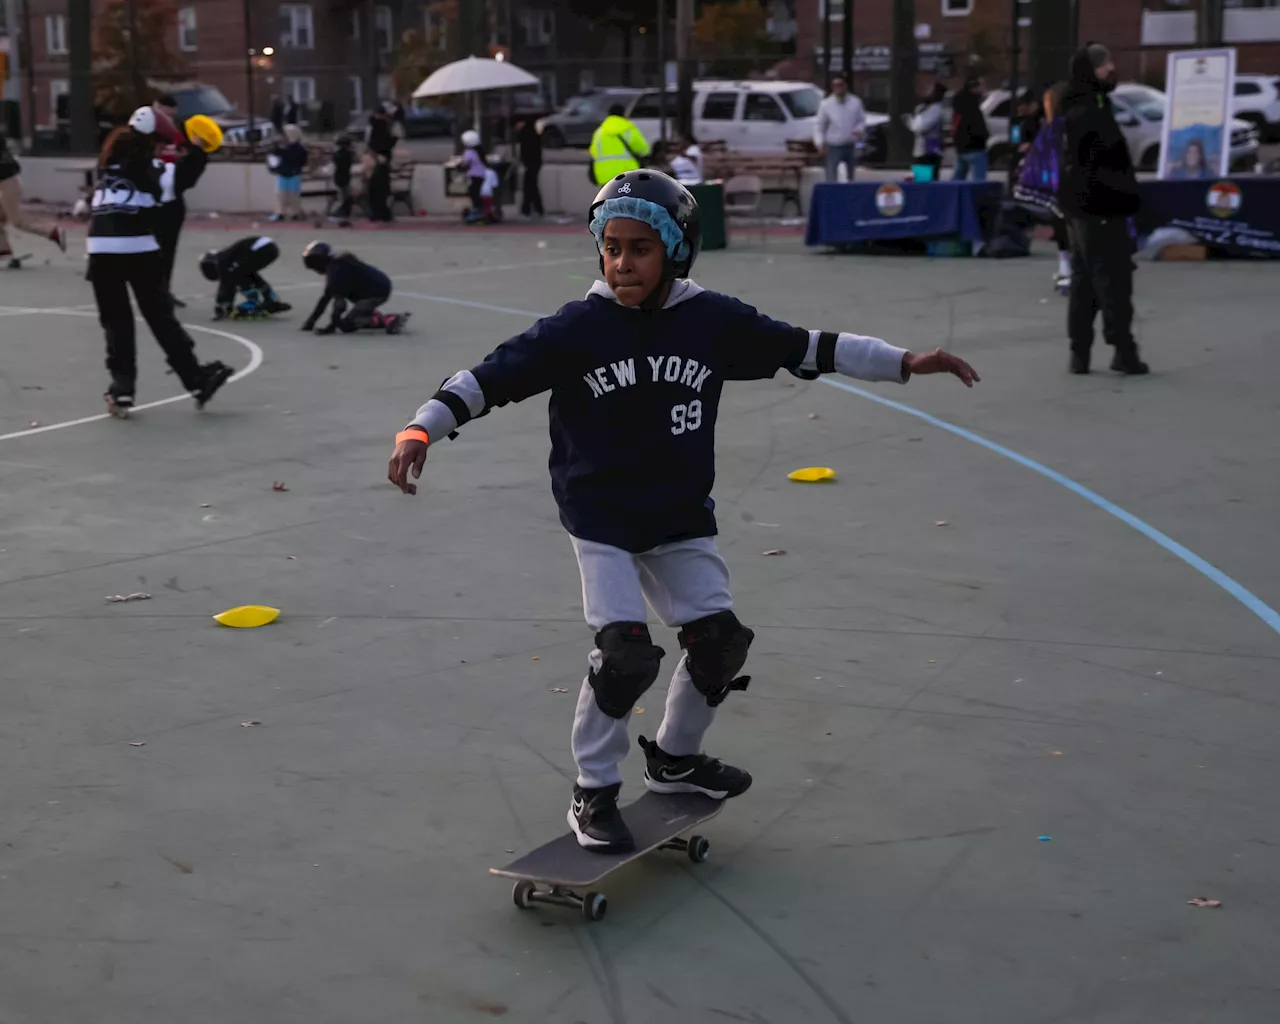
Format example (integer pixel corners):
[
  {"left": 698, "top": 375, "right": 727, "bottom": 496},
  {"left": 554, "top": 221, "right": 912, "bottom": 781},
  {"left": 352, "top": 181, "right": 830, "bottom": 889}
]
[
  {"left": 568, "top": 783, "right": 634, "bottom": 853},
  {"left": 191, "top": 361, "right": 234, "bottom": 410},
  {"left": 1110, "top": 347, "right": 1149, "bottom": 375},
  {"left": 1069, "top": 350, "right": 1090, "bottom": 375}
]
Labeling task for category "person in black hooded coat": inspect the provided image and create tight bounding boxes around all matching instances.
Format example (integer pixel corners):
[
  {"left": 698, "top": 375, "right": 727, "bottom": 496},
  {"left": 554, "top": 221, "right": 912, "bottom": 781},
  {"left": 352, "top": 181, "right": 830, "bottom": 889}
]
[{"left": 1059, "top": 43, "right": 1147, "bottom": 375}]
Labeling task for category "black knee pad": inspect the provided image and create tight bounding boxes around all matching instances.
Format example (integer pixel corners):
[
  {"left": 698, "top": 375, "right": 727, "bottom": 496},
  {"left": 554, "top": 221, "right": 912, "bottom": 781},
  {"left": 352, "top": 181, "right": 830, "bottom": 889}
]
[
  {"left": 588, "top": 622, "right": 665, "bottom": 719},
  {"left": 678, "top": 610, "right": 754, "bottom": 708}
]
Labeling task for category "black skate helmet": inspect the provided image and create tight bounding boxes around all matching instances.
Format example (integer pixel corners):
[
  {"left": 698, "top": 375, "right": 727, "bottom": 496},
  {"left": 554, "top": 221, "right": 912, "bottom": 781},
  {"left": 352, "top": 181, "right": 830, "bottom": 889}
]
[
  {"left": 198, "top": 250, "right": 220, "bottom": 281},
  {"left": 588, "top": 169, "right": 701, "bottom": 280},
  {"left": 302, "top": 240, "right": 332, "bottom": 273}
]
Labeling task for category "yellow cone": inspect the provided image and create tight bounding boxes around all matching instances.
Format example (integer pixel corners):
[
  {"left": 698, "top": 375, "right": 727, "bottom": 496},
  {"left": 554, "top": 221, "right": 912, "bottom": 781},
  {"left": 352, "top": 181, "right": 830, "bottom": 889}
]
[
  {"left": 213, "top": 605, "right": 281, "bottom": 628},
  {"left": 185, "top": 114, "right": 223, "bottom": 153},
  {"left": 787, "top": 467, "right": 837, "bottom": 483}
]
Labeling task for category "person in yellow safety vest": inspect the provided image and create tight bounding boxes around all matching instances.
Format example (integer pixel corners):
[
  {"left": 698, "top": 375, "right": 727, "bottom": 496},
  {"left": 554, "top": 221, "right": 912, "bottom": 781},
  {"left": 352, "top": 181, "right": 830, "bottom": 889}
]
[{"left": 589, "top": 104, "right": 652, "bottom": 185}]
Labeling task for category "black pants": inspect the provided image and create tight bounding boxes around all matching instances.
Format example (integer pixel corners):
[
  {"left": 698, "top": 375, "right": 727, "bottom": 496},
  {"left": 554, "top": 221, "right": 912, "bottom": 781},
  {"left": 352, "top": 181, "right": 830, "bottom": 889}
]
[
  {"left": 216, "top": 241, "right": 279, "bottom": 306},
  {"left": 368, "top": 163, "right": 392, "bottom": 221},
  {"left": 155, "top": 201, "right": 185, "bottom": 293},
  {"left": 521, "top": 164, "right": 543, "bottom": 216},
  {"left": 90, "top": 250, "right": 204, "bottom": 391},
  {"left": 333, "top": 181, "right": 353, "bottom": 219},
  {"left": 1051, "top": 217, "right": 1069, "bottom": 252},
  {"left": 335, "top": 293, "right": 389, "bottom": 332},
  {"left": 1067, "top": 215, "right": 1135, "bottom": 354}
]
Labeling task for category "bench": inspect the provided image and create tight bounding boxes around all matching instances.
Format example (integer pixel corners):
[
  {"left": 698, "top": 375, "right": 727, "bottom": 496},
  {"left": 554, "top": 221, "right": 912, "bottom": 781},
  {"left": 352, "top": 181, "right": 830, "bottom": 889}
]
[{"left": 703, "top": 153, "right": 812, "bottom": 215}]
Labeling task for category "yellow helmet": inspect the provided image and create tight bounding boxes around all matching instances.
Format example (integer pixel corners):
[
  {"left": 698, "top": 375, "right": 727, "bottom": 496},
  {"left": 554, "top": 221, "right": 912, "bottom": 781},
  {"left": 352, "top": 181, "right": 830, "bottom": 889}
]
[{"left": 185, "top": 114, "right": 223, "bottom": 153}]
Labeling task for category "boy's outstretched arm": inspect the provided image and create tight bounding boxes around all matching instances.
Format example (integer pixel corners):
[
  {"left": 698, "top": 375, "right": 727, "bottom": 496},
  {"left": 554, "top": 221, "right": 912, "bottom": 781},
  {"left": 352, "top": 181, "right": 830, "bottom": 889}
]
[
  {"left": 301, "top": 289, "right": 332, "bottom": 331},
  {"left": 387, "top": 311, "right": 571, "bottom": 495}
]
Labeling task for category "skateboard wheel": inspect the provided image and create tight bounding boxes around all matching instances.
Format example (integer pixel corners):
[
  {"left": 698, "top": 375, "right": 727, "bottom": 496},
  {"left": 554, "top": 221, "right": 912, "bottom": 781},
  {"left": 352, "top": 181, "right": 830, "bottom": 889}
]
[
  {"left": 687, "top": 835, "right": 711, "bottom": 864},
  {"left": 582, "top": 891, "right": 607, "bottom": 922},
  {"left": 512, "top": 880, "right": 536, "bottom": 910}
]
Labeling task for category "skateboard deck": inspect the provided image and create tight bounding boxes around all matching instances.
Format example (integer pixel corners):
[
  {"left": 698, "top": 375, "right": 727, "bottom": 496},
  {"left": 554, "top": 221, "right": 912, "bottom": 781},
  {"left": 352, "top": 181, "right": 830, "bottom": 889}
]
[{"left": 491, "top": 791, "right": 723, "bottom": 921}]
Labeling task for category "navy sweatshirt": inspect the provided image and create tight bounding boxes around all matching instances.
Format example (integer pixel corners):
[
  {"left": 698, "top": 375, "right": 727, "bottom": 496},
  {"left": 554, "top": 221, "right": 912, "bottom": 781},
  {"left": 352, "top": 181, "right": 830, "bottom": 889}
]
[
  {"left": 304, "top": 253, "right": 392, "bottom": 327},
  {"left": 410, "top": 281, "right": 908, "bottom": 554}
]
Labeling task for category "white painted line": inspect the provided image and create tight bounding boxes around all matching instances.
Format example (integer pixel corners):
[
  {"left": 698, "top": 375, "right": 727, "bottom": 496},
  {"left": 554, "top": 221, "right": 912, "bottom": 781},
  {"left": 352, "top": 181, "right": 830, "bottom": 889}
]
[
  {"left": 0, "top": 310, "right": 264, "bottom": 442},
  {"left": 396, "top": 290, "right": 1280, "bottom": 638}
]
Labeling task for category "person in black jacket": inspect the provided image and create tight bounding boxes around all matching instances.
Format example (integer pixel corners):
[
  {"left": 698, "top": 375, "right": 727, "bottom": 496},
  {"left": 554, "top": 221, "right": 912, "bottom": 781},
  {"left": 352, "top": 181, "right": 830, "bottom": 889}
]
[
  {"left": 330, "top": 134, "right": 355, "bottom": 224},
  {"left": 517, "top": 119, "right": 543, "bottom": 219},
  {"left": 88, "top": 107, "right": 232, "bottom": 417},
  {"left": 1060, "top": 43, "right": 1147, "bottom": 375},
  {"left": 951, "top": 76, "right": 990, "bottom": 181},
  {"left": 199, "top": 235, "right": 291, "bottom": 320},
  {"left": 299, "top": 241, "right": 408, "bottom": 334},
  {"left": 153, "top": 95, "right": 209, "bottom": 308}
]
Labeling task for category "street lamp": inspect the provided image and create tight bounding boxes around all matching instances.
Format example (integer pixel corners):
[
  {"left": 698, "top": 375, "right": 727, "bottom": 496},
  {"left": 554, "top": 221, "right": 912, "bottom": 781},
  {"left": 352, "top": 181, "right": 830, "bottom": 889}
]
[{"left": 263, "top": 46, "right": 274, "bottom": 56}]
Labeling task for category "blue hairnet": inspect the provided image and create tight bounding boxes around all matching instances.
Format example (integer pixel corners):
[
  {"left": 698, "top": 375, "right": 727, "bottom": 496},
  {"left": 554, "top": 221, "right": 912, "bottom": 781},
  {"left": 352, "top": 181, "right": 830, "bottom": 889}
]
[{"left": 589, "top": 197, "right": 690, "bottom": 262}]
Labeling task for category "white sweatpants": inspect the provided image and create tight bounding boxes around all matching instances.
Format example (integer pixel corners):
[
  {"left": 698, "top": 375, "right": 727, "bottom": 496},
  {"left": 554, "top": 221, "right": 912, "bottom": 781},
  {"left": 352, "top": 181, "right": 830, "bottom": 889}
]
[{"left": 570, "top": 535, "right": 734, "bottom": 789}]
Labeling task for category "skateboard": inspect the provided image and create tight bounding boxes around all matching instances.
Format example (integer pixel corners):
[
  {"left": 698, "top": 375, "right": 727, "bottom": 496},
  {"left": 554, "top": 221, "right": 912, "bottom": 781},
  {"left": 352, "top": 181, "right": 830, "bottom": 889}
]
[
  {"left": 4, "top": 253, "right": 32, "bottom": 269},
  {"left": 490, "top": 791, "right": 723, "bottom": 922}
]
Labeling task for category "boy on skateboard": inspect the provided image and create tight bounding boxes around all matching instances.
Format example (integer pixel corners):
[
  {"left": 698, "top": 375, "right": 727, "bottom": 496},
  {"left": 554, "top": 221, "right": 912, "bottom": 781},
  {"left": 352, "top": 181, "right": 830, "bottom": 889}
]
[
  {"left": 200, "top": 235, "right": 291, "bottom": 320},
  {"left": 388, "top": 171, "right": 979, "bottom": 853},
  {"left": 300, "top": 241, "right": 408, "bottom": 335}
]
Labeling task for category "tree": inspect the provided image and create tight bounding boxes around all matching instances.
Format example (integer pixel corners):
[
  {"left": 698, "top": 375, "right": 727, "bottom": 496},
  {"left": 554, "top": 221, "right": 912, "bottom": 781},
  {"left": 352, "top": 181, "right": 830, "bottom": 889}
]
[
  {"left": 566, "top": 0, "right": 659, "bottom": 85},
  {"left": 92, "top": 0, "right": 186, "bottom": 122},
  {"left": 390, "top": 12, "right": 455, "bottom": 100},
  {"left": 692, "top": 0, "right": 779, "bottom": 78}
]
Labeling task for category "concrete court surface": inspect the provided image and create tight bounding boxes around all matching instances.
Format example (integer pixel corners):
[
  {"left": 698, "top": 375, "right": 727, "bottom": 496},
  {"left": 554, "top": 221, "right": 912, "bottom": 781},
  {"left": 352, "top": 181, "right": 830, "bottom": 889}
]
[{"left": 0, "top": 224, "right": 1278, "bottom": 1024}]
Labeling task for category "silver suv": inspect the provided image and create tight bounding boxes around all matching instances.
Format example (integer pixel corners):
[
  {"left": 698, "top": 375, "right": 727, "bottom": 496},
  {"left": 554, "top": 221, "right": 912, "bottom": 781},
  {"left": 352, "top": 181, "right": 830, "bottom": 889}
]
[{"left": 535, "top": 89, "right": 643, "bottom": 149}]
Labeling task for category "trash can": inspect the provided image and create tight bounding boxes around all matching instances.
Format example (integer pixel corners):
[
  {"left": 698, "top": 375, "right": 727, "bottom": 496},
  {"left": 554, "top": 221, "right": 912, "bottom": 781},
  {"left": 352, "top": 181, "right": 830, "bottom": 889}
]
[{"left": 688, "top": 183, "right": 726, "bottom": 250}]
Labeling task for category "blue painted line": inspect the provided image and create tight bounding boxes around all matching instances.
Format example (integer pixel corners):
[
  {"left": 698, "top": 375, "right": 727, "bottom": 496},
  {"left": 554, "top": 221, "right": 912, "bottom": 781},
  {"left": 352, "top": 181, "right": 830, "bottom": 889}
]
[
  {"left": 399, "top": 290, "right": 1280, "bottom": 637},
  {"left": 819, "top": 377, "right": 1280, "bottom": 636}
]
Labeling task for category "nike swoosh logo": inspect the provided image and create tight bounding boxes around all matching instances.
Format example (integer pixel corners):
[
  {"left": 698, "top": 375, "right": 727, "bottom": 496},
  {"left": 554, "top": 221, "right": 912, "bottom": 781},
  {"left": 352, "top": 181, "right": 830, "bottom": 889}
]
[
  {"left": 572, "top": 797, "right": 585, "bottom": 815},
  {"left": 659, "top": 767, "right": 697, "bottom": 780}
]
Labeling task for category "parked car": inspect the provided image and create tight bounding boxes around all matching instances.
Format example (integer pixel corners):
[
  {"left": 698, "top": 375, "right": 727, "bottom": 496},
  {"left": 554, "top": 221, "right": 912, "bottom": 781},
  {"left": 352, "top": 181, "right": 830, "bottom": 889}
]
[
  {"left": 400, "top": 103, "right": 457, "bottom": 138},
  {"left": 536, "top": 89, "right": 643, "bottom": 148},
  {"left": 159, "top": 82, "right": 276, "bottom": 148},
  {"left": 1232, "top": 74, "right": 1280, "bottom": 141},
  {"left": 622, "top": 80, "right": 890, "bottom": 159},
  {"left": 981, "top": 83, "right": 1259, "bottom": 172}
]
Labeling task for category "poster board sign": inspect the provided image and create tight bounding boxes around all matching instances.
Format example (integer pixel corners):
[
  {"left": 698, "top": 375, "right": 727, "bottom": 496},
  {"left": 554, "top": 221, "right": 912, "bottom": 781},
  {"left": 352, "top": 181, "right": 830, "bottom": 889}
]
[{"left": 1159, "top": 48, "right": 1236, "bottom": 181}]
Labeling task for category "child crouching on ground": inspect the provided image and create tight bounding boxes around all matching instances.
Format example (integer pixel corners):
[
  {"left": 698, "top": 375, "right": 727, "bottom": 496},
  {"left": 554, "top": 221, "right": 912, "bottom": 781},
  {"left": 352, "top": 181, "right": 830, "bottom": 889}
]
[{"left": 387, "top": 170, "right": 979, "bottom": 853}]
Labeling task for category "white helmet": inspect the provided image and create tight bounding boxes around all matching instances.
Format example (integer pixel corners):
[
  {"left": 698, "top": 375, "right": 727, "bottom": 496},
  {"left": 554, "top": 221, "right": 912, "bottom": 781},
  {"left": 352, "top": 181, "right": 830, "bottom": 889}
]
[
  {"left": 128, "top": 105, "right": 157, "bottom": 135},
  {"left": 461, "top": 129, "right": 480, "bottom": 148}
]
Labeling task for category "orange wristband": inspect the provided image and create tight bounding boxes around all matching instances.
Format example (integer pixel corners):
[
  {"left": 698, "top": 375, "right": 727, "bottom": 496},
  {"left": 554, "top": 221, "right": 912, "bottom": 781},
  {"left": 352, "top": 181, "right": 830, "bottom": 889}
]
[{"left": 396, "top": 428, "right": 429, "bottom": 445}]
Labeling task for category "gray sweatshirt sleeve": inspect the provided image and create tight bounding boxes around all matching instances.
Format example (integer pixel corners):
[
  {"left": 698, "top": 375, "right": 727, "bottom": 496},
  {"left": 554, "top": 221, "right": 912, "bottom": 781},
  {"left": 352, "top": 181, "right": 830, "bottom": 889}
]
[
  {"left": 408, "top": 370, "right": 486, "bottom": 443},
  {"left": 794, "top": 329, "right": 908, "bottom": 383}
]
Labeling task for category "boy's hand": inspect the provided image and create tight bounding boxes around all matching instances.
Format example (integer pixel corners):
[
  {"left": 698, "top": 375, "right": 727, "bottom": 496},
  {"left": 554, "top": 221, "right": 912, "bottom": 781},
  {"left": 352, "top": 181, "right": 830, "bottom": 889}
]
[
  {"left": 904, "top": 349, "right": 980, "bottom": 388},
  {"left": 300, "top": 319, "right": 316, "bottom": 331},
  {"left": 388, "top": 438, "right": 428, "bottom": 495}
]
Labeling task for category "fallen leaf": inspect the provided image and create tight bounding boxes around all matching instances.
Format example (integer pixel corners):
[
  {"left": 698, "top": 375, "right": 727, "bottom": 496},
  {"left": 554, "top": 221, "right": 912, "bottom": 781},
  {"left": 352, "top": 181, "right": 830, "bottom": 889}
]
[
  {"left": 286, "top": 555, "right": 297, "bottom": 560},
  {"left": 105, "top": 592, "right": 151, "bottom": 603},
  {"left": 199, "top": 503, "right": 211, "bottom": 508},
  {"left": 1051, "top": 750, "right": 1063, "bottom": 756},
  {"left": 128, "top": 741, "right": 146, "bottom": 747},
  {"left": 272, "top": 481, "right": 288, "bottom": 492},
  {"left": 762, "top": 549, "right": 787, "bottom": 556},
  {"left": 934, "top": 520, "right": 949, "bottom": 527},
  {"left": 531, "top": 655, "right": 540, "bottom": 661},
  {"left": 928, "top": 659, "right": 936, "bottom": 664},
  {"left": 807, "top": 413, "right": 819, "bottom": 420},
  {"left": 549, "top": 687, "right": 569, "bottom": 693},
  {"left": 240, "top": 721, "right": 261, "bottom": 727},
  {"left": 28, "top": 420, "right": 40, "bottom": 428},
  {"left": 1187, "top": 898, "right": 1222, "bottom": 908},
  {"left": 20, "top": 385, "right": 44, "bottom": 391},
  {"left": 633, "top": 707, "right": 644, "bottom": 714}
]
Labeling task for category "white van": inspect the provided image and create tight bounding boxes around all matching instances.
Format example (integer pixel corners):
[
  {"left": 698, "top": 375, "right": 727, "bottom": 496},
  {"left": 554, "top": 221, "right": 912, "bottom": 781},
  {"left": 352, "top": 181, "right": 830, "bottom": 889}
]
[{"left": 624, "top": 80, "right": 888, "bottom": 157}]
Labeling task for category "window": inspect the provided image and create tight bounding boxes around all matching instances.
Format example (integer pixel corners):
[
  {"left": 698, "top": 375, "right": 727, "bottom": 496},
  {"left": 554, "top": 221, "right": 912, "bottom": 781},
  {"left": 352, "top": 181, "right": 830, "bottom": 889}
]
[
  {"left": 349, "top": 75, "right": 364, "bottom": 114},
  {"left": 701, "top": 92, "right": 739, "bottom": 120},
  {"left": 50, "top": 79, "right": 69, "bottom": 120},
  {"left": 577, "top": 70, "right": 596, "bottom": 93},
  {"left": 744, "top": 94, "right": 785, "bottom": 122},
  {"left": 817, "top": 0, "right": 845, "bottom": 19},
  {"left": 377, "top": 74, "right": 392, "bottom": 101},
  {"left": 519, "top": 9, "right": 554, "bottom": 45},
  {"left": 1235, "top": 81, "right": 1262, "bottom": 95},
  {"left": 45, "top": 14, "right": 67, "bottom": 55},
  {"left": 178, "top": 7, "right": 198, "bottom": 51},
  {"left": 282, "top": 76, "right": 316, "bottom": 103},
  {"left": 629, "top": 92, "right": 672, "bottom": 119},
  {"left": 425, "top": 6, "right": 449, "bottom": 50},
  {"left": 350, "top": 9, "right": 361, "bottom": 39},
  {"left": 942, "top": 0, "right": 974, "bottom": 14},
  {"left": 375, "top": 5, "right": 393, "bottom": 52},
  {"left": 538, "top": 71, "right": 557, "bottom": 107},
  {"left": 780, "top": 88, "right": 821, "bottom": 118},
  {"left": 279, "top": 4, "right": 314, "bottom": 49}
]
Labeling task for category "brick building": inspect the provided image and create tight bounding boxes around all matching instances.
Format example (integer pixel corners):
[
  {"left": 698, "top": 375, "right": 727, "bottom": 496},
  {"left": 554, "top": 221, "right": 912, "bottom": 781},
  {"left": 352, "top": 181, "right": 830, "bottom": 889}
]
[{"left": 794, "top": 0, "right": 1280, "bottom": 106}]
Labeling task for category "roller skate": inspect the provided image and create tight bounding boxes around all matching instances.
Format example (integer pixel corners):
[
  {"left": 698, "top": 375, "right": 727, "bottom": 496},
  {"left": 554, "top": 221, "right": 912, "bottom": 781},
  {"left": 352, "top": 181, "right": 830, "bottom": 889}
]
[
  {"left": 213, "top": 301, "right": 234, "bottom": 321},
  {"left": 1054, "top": 273, "right": 1071, "bottom": 297},
  {"left": 262, "top": 289, "right": 291, "bottom": 315},
  {"left": 371, "top": 311, "right": 411, "bottom": 335},
  {"left": 104, "top": 380, "right": 134, "bottom": 419},
  {"left": 231, "top": 300, "right": 269, "bottom": 320},
  {"left": 3, "top": 252, "right": 32, "bottom": 269},
  {"left": 192, "top": 361, "right": 234, "bottom": 410}
]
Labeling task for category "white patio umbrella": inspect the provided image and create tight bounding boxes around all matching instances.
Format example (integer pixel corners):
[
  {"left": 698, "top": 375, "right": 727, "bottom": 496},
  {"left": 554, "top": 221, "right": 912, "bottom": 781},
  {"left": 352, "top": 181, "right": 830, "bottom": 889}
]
[{"left": 412, "top": 56, "right": 539, "bottom": 131}]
